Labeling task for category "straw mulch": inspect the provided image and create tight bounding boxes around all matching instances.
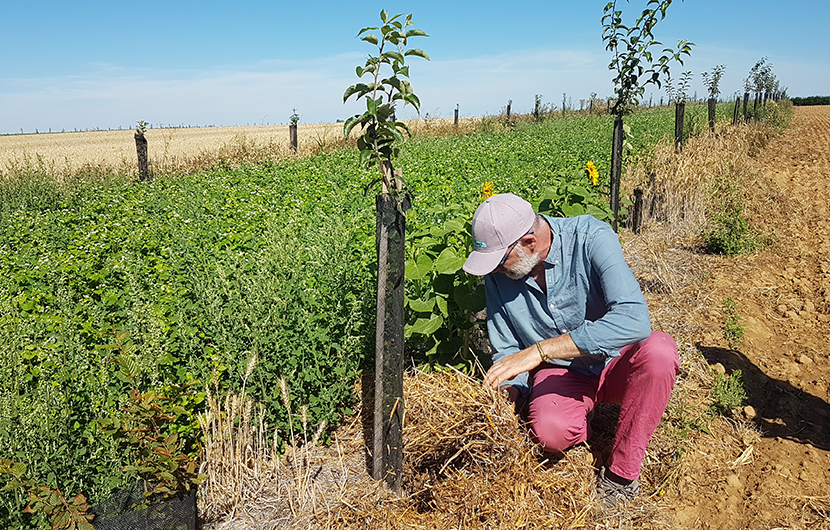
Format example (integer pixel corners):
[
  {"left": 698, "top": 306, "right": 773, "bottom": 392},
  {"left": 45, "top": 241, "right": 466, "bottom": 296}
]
[{"left": 200, "top": 362, "right": 717, "bottom": 529}]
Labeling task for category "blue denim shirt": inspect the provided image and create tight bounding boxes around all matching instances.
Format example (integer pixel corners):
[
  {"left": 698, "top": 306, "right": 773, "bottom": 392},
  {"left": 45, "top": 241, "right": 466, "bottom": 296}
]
[{"left": 485, "top": 214, "right": 651, "bottom": 395}]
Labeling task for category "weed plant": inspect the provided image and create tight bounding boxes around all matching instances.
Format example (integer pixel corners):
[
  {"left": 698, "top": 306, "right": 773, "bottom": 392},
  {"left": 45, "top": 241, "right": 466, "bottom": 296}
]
[
  {"left": 722, "top": 297, "right": 746, "bottom": 350},
  {"left": 702, "top": 198, "right": 767, "bottom": 256},
  {"left": 701, "top": 163, "right": 771, "bottom": 256},
  {"left": 709, "top": 369, "right": 748, "bottom": 415},
  {"left": 756, "top": 99, "right": 793, "bottom": 130}
]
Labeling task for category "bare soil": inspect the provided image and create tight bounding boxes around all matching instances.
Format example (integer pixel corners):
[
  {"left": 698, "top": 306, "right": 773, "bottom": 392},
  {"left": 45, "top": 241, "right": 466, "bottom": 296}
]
[{"left": 663, "top": 105, "right": 830, "bottom": 529}]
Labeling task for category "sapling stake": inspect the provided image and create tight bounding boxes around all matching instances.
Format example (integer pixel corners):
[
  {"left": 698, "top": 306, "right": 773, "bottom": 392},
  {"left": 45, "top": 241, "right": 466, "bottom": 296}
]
[
  {"left": 343, "top": 10, "right": 429, "bottom": 492},
  {"left": 602, "top": 0, "right": 693, "bottom": 229},
  {"left": 135, "top": 120, "right": 151, "bottom": 180},
  {"left": 702, "top": 65, "right": 725, "bottom": 134}
]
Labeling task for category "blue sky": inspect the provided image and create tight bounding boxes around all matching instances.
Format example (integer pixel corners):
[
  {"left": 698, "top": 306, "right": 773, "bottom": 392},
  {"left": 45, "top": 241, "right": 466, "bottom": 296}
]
[{"left": 1, "top": 1, "right": 827, "bottom": 134}]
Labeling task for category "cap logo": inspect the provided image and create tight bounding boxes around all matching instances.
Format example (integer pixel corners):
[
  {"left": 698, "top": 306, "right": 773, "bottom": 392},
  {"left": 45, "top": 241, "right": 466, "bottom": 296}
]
[{"left": 473, "top": 240, "right": 487, "bottom": 249}]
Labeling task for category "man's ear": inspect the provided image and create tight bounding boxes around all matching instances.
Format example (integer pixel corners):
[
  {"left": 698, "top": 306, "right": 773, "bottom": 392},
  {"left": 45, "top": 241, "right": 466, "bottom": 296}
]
[{"left": 520, "top": 232, "right": 538, "bottom": 252}]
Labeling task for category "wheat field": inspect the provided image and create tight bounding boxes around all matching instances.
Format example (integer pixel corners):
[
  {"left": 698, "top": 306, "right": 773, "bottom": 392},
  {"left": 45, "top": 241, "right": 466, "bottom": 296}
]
[{"left": 0, "top": 118, "right": 471, "bottom": 178}]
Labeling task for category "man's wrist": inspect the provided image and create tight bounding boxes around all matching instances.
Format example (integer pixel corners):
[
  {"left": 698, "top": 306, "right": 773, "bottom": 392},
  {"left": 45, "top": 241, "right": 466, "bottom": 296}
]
[
  {"left": 536, "top": 341, "right": 550, "bottom": 363},
  {"left": 536, "top": 334, "right": 583, "bottom": 362}
]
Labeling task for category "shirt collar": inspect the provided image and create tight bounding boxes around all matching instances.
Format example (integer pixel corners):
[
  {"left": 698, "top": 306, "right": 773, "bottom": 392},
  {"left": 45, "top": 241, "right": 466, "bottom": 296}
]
[{"left": 540, "top": 214, "right": 560, "bottom": 265}]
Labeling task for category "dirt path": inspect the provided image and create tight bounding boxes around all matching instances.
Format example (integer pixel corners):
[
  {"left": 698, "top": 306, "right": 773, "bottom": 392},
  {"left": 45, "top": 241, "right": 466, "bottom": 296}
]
[{"left": 669, "top": 106, "right": 830, "bottom": 529}]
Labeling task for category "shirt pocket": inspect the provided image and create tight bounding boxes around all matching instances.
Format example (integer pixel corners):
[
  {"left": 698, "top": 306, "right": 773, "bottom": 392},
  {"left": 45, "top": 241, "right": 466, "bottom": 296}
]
[{"left": 554, "top": 275, "right": 588, "bottom": 333}]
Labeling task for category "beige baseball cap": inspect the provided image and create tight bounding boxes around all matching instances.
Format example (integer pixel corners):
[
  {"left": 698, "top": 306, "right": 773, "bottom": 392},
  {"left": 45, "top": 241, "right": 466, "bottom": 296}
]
[{"left": 462, "top": 193, "right": 536, "bottom": 276}]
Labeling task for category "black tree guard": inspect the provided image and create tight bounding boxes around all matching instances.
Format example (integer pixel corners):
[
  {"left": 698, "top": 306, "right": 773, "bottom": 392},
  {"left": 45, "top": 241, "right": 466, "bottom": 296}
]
[{"left": 372, "top": 165, "right": 408, "bottom": 491}]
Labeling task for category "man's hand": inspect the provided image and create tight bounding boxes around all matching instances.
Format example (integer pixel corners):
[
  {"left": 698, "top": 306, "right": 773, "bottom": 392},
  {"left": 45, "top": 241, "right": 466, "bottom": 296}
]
[
  {"left": 484, "top": 335, "right": 583, "bottom": 390},
  {"left": 484, "top": 346, "right": 541, "bottom": 390}
]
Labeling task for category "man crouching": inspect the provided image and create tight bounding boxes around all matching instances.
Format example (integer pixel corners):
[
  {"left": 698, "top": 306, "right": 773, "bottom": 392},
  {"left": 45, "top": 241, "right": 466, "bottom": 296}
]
[{"left": 462, "top": 193, "right": 679, "bottom": 510}]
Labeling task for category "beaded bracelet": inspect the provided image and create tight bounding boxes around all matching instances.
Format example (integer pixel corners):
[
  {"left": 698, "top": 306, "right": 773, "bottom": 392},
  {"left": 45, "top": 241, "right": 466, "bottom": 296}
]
[{"left": 536, "top": 341, "right": 548, "bottom": 363}]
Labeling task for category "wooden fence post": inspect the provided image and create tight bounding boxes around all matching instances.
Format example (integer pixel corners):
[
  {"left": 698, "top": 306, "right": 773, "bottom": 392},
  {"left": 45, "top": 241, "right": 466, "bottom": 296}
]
[
  {"left": 454, "top": 104, "right": 459, "bottom": 127},
  {"left": 733, "top": 96, "right": 741, "bottom": 125},
  {"left": 674, "top": 102, "right": 685, "bottom": 150},
  {"left": 134, "top": 130, "right": 150, "bottom": 180},
  {"left": 372, "top": 160, "right": 408, "bottom": 492},
  {"left": 289, "top": 123, "right": 298, "bottom": 153},
  {"left": 753, "top": 93, "right": 760, "bottom": 121},
  {"left": 610, "top": 115, "right": 624, "bottom": 231},
  {"left": 631, "top": 187, "right": 644, "bottom": 234},
  {"left": 562, "top": 94, "right": 567, "bottom": 116},
  {"left": 506, "top": 100, "right": 511, "bottom": 121},
  {"left": 743, "top": 92, "right": 749, "bottom": 122}
]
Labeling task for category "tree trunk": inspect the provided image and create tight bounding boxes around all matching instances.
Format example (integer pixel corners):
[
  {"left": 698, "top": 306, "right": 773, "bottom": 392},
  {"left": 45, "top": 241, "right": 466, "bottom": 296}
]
[
  {"left": 610, "top": 115, "right": 623, "bottom": 231},
  {"left": 631, "top": 187, "right": 644, "bottom": 234},
  {"left": 372, "top": 160, "right": 408, "bottom": 492},
  {"left": 753, "top": 93, "right": 760, "bottom": 122}
]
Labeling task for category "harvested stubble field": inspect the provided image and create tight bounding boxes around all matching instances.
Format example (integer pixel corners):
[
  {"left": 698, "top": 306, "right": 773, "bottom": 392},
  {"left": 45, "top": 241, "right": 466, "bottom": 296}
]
[{"left": 0, "top": 118, "right": 474, "bottom": 177}]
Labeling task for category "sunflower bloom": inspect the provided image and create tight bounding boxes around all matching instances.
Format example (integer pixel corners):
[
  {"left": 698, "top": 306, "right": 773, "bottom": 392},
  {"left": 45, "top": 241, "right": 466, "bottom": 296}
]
[
  {"left": 586, "top": 161, "right": 599, "bottom": 186},
  {"left": 482, "top": 181, "right": 495, "bottom": 200}
]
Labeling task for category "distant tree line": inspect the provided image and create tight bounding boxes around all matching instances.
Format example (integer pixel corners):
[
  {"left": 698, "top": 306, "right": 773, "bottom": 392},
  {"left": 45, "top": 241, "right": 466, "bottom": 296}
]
[{"left": 790, "top": 96, "right": 830, "bottom": 106}]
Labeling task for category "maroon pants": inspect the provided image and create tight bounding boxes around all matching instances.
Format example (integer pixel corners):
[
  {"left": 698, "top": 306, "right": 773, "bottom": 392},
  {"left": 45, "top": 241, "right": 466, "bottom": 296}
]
[{"left": 526, "top": 332, "right": 679, "bottom": 480}]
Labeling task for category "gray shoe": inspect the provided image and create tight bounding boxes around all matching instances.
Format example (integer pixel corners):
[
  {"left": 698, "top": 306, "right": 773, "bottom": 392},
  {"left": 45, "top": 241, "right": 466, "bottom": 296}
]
[{"left": 596, "top": 467, "right": 640, "bottom": 510}]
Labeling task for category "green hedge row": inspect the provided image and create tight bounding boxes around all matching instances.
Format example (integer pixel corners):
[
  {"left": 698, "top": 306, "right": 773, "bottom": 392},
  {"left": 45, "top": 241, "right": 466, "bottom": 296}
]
[{"left": 791, "top": 96, "right": 830, "bottom": 106}]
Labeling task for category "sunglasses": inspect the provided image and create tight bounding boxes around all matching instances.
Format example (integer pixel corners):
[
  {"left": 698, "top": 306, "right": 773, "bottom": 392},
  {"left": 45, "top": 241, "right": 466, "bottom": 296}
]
[{"left": 497, "top": 230, "right": 534, "bottom": 269}]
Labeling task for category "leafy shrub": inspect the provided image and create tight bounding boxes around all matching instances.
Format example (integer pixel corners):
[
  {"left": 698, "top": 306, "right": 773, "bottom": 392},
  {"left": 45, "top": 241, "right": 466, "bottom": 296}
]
[
  {"left": 709, "top": 369, "right": 748, "bottom": 415},
  {"left": 0, "top": 460, "right": 94, "bottom": 530},
  {"left": 99, "top": 332, "right": 206, "bottom": 506},
  {"left": 702, "top": 201, "right": 765, "bottom": 256}
]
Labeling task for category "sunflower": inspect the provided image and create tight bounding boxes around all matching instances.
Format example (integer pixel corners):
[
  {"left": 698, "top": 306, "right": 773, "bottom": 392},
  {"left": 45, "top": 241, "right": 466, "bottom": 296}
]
[
  {"left": 482, "top": 181, "right": 495, "bottom": 199},
  {"left": 586, "top": 161, "right": 599, "bottom": 186}
]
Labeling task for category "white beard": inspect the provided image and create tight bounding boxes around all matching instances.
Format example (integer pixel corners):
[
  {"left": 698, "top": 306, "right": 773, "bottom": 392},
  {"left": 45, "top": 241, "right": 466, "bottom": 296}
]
[{"left": 504, "top": 244, "right": 541, "bottom": 280}]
